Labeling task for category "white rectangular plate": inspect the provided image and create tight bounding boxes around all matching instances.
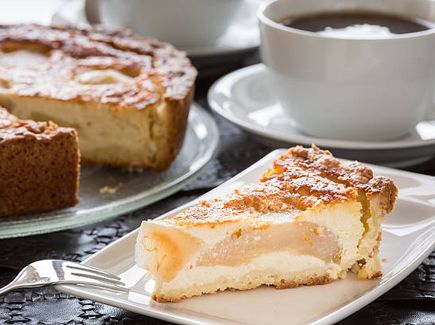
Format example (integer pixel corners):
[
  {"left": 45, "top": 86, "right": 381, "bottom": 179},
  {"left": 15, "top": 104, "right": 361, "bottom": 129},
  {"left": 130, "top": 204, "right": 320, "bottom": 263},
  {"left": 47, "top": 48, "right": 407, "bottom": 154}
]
[{"left": 57, "top": 150, "right": 435, "bottom": 325}]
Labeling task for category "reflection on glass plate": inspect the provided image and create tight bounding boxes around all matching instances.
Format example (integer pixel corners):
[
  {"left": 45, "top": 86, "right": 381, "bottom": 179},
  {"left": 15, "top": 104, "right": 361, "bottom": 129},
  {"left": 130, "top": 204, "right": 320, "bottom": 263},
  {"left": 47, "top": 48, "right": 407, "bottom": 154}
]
[{"left": 0, "top": 104, "right": 219, "bottom": 239}]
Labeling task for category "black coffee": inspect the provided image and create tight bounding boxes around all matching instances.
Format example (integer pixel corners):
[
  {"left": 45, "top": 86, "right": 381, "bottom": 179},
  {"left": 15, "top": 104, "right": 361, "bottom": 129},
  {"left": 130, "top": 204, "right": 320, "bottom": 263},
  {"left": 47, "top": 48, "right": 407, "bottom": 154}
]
[{"left": 284, "top": 11, "right": 431, "bottom": 35}]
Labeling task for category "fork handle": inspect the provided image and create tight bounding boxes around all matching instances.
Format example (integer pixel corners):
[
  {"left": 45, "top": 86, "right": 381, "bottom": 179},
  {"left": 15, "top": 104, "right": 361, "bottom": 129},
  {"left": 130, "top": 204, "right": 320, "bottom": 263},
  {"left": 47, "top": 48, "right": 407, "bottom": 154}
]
[
  {"left": 0, "top": 266, "right": 44, "bottom": 296},
  {"left": 0, "top": 278, "right": 47, "bottom": 296},
  {"left": 0, "top": 281, "right": 24, "bottom": 295}
]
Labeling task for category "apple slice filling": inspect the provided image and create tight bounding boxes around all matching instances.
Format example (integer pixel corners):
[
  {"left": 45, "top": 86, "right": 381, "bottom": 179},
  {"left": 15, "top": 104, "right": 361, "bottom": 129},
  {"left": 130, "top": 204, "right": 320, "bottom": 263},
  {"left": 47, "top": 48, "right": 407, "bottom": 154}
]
[{"left": 196, "top": 221, "right": 341, "bottom": 267}]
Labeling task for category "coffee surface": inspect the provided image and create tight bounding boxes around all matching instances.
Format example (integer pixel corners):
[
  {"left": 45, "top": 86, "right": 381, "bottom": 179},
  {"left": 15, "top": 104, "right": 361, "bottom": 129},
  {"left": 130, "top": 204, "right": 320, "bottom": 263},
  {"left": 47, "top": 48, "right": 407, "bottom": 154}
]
[{"left": 285, "top": 11, "right": 431, "bottom": 36}]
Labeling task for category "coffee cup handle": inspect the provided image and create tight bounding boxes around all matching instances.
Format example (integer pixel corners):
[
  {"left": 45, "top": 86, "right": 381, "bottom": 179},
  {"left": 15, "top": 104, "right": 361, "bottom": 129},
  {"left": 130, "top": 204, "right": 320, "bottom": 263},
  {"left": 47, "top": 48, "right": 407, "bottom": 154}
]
[{"left": 84, "top": 0, "right": 100, "bottom": 24}]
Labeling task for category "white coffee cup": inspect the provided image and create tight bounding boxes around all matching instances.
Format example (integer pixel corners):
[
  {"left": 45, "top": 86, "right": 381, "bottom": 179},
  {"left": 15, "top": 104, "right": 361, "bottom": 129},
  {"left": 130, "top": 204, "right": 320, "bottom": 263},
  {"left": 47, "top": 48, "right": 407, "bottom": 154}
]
[
  {"left": 258, "top": 0, "right": 435, "bottom": 141},
  {"left": 85, "top": 0, "right": 243, "bottom": 49}
]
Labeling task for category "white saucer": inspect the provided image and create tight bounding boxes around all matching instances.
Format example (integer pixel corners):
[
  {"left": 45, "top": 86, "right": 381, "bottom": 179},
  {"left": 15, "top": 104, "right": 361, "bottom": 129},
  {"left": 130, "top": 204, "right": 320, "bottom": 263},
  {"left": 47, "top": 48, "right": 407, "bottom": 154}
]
[
  {"left": 208, "top": 64, "right": 435, "bottom": 167},
  {"left": 51, "top": 0, "right": 260, "bottom": 58}
]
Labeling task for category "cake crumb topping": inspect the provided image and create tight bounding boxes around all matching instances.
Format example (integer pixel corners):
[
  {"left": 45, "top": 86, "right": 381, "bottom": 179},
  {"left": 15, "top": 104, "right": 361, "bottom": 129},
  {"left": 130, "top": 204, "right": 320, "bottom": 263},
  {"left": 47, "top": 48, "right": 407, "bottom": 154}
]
[
  {"left": 166, "top": 145, "right": 397, "bottom": 227},
  {"left": 0, "top": 107, "right": 69, "bottom": 141},
  {"left": 0, "top": 24, "right": 196, "bottom": 110}
]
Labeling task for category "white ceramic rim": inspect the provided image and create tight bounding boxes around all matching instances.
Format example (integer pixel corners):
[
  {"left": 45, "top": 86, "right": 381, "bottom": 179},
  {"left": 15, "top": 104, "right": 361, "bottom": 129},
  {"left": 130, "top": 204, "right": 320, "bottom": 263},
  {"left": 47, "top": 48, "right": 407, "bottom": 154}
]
[
  {"left": 208, "top": 64, "right": 435, "bottom": 151},
  {"left": 257, "top": 0, "right": 435, "bottom": 41}
]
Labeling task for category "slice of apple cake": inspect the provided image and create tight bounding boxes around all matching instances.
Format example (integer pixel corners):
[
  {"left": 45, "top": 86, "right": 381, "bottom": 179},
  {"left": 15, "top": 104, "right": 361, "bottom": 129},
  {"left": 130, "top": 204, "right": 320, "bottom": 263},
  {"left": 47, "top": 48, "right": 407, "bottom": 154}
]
[{"left": 135, "top": 145, "right": 397, "bottom": 301}]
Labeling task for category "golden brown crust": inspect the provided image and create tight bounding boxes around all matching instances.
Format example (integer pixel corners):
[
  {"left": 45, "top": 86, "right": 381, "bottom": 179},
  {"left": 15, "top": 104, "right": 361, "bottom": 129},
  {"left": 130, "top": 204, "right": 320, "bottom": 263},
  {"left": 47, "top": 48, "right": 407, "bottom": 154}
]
[
  {"left": 167, "top": 144, "right": 400, "bottom": 228},
  {"left": 162, "top": 145, "right": 397, "bottom": 230},
  {"left": 363, "top": 176, "right": 398, "bottom": 214},
  {"left": 265, "top": 145, "right": 398, "bottom": 213},
  {"left": 266, "top": 145, "right": 373, "bottom": 185},
  {"left": 0, "top": 24, "right": 196, "bottom": 108},
  {"left": 0, "top": 107, "right": 72, "bottom": 140}
]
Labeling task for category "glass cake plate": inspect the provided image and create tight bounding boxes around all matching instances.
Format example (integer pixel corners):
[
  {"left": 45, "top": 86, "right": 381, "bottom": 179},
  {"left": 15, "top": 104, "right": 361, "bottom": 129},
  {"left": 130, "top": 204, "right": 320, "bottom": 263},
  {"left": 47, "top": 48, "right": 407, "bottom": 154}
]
[{"left": 0, "top": 104, "right": 219, "bottom": 239}]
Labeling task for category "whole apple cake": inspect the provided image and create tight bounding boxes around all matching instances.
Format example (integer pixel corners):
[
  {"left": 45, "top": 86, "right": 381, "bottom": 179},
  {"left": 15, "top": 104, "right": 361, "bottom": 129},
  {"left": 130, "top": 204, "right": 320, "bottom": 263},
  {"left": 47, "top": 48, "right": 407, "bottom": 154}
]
[{"left": 0, "top": 24, "right": 197, "bottom": 170}]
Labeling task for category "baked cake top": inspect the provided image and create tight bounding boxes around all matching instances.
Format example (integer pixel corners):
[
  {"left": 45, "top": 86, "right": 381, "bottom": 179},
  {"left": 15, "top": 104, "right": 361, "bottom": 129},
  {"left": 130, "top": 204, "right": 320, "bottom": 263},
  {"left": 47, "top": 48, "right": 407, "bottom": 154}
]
[
  {"left": 0, "top": 107, "right": 73, "bottom": 141},
  {"left": 0, "top": 24, "right": 197, "bottom": 110},
  {"left": 166, "top": 145, "right": 398, "bottom": 227}
]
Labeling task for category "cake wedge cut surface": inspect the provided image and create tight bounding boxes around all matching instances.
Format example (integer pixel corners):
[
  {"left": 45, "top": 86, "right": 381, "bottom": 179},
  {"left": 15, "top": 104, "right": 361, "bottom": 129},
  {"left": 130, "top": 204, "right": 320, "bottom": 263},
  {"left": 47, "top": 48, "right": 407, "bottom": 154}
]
[{"left": 135, "top": 145, "right": 398, "bottom": 302}]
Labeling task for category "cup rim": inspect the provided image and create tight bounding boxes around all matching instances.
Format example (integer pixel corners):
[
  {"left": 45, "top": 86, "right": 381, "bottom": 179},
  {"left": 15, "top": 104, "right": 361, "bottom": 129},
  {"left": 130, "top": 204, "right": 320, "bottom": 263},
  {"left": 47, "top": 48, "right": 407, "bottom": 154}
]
[{"left": 257, "top": 0, "right": 435, "bottom": 41}]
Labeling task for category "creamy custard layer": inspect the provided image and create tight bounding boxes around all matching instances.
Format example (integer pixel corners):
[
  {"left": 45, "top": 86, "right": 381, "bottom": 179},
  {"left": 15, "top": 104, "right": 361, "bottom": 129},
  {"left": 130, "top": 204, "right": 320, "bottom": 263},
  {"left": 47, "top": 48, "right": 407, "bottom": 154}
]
[{"left": 156, "top": 252, "right": 342, "bottom": 300}]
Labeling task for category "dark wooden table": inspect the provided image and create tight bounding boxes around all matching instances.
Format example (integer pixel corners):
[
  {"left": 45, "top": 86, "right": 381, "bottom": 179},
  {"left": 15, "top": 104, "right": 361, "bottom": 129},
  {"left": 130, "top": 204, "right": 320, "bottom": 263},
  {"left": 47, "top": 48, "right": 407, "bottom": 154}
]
[{"left": 0, "top": 57, "right": 434, "bottom": 325}]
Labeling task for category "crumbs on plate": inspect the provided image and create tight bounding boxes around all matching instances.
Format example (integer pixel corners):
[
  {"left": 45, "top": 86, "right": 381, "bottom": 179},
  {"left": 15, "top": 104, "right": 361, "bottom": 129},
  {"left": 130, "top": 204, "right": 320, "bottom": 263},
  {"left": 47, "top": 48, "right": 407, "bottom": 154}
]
[{"left": 100, "top": 182, "right": 124, "bottom": 194}]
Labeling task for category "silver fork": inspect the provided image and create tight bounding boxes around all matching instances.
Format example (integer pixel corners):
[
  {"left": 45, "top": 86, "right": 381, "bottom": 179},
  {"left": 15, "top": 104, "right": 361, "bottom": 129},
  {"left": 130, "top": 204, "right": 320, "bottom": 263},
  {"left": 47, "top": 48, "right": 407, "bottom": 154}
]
[{"left": 0, "top": 260, "right": 128, "bottom": 295}]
